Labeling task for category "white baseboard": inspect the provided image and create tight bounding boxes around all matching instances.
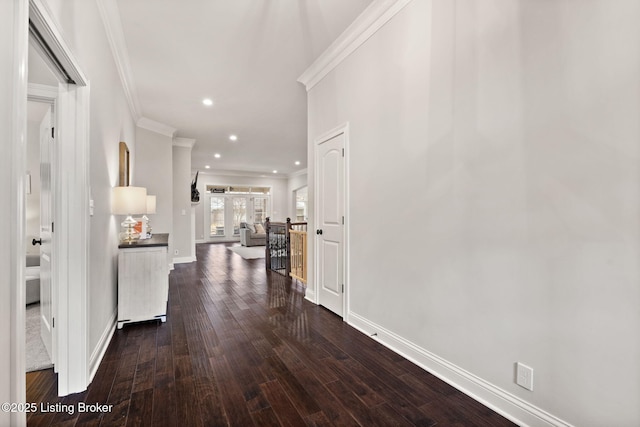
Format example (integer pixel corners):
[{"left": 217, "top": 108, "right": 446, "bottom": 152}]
[
  {"left": 173, "top": 256, "right": 196, "bottom": 264},
  {"left": 88, "top": 309, "right": 117, "bottom": 383},
  {"left": 347, "top": 312, "right": 573, "bottom": 427},
  {"left": 304, "top": 287, "right": 316, "bottom": 304},
  {"left": 195, "top": 239, "right": 206, "bottom": 244}
]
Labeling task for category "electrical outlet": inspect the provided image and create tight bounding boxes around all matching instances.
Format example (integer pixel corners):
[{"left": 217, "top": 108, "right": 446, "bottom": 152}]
[
  {"left": 174, "top": 250, "right": 179, "bottom": 255},
  {"left": 516, "top": 362, "right": 534, "bottom": 391}
]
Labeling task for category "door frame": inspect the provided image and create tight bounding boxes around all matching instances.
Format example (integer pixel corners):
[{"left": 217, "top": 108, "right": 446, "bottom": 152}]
[
  {"left": 292, "top": 185, "right": 308, "bottom": 222},
  {"left": 13, "top": 0, "right": 91, "bottom": 404},
  {"left": 313, "top": 123, "right": 349, "bottom": 321},
  {"left": 7, "top": 2, "right": 29, "bottom": 424}
]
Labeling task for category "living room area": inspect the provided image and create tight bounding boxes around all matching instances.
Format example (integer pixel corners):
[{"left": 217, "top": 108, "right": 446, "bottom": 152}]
[{"left": 193, "top": 169, "right": 307, "bottom": 248}]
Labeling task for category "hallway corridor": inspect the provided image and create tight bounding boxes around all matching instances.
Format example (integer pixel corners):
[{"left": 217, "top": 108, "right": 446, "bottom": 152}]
[{"left": 26, "top": 243, "right": 516, "bottom": 426}]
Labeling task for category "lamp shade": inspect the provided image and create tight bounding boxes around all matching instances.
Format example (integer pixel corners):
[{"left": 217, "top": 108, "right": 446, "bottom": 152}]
[
  {"left": 146, "top": 195, "right": 156, "bottom": 214},
  {"left": 112, "top": 186, "right": 147, "bottom": 215}
]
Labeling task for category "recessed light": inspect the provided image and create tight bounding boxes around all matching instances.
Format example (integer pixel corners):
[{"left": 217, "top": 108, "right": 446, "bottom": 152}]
[
  {"left": 229, "top": 135, "right": 238, "bottom": 141},
  {"left": 214, "top": 153, "right": 221, "bottom": 158},
  {"left": 272, "top": 170, "right": 278, "bottom": 174},
  {"left": 202, "top": 98, "right": 213, "bottom": 106},
  {"left": 294, "top": 161, "right": 301, "bottom": 166},
  {"left": 205, "top": 165, "right": 211, "bottom": 169}
]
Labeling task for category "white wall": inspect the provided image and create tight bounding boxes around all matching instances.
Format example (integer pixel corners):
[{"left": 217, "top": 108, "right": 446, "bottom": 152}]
[
  {"left": 306, "top": 1, "right": 640, "bottom": 426},
  {"left": 193, "top": 172, "right": 289, "bottom": 242},
  {"left": 135, "top": 127, "right": 173, "bottom": 253},
  {"left": 172, "top": 145, "right": 193, "bottom": 261},
  {"left": 40, "top": 0, "right": 137, "bottom": 371}
]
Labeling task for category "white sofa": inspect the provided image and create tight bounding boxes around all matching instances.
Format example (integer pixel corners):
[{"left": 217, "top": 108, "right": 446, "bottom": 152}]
[{"left": 239, "top": 222, "right": 266, "bottom": 246}]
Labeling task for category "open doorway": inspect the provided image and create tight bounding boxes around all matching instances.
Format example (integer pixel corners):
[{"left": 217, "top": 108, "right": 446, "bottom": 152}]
[
  {"left": 25, "top": 98, "right": 55, "bottom": 373},
  {"left": 19, "top": 1, "right": 91, "bottom": 397},
  {"left": 293, "top": 186, "right": 308, "bottom": 222},
  {"left": 25, "top": 37, "right": 61, "bottom": 374}
]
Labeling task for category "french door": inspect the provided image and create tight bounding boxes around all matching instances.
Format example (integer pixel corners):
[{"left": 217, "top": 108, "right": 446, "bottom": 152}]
[{"left": 206, "top": 194, "right": 269, "bottom": 240}]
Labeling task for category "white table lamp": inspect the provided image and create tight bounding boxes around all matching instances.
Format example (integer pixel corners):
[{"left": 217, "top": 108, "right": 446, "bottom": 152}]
[
  {"left": 143, "top": 195, "right": 156, "bottom": 238},
  {"left": 112, "top": 186, "right": 147, "bottom": 244}
]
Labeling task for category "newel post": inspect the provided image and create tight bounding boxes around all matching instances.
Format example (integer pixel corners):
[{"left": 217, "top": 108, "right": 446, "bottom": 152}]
[
  {"left": 285, "top": 218, "right": 291, "bottom": 277},
  {"left": 265, "top": 217, "right": 271, "bottom": 270}
]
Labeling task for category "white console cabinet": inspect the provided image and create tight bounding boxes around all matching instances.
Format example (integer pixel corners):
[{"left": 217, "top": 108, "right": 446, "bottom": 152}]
[{"left": 117, "top": 233, "right": 169, "bottom": 329}]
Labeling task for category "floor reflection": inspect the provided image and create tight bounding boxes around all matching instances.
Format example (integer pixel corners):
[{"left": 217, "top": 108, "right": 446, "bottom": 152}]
[
  {"left": 194, "top": 242, "right": 310, "bottom": 343},
  {"left": 266, "top": 271, "right": 309, "bottom": 342}
]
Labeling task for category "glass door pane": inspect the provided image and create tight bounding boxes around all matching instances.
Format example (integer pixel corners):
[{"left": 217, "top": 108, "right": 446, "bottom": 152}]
[
  {"left": 232, "top": 197, "right": 247, "bottom": 235},
  {"left": 210, "top": 197, "right": 225, "bottom": 236},
  {"left": 253, "top": 197, "right": 268, "bottom": 224},
  {"left": 295, "top": 187, "right": 307, "bottom": 221}
]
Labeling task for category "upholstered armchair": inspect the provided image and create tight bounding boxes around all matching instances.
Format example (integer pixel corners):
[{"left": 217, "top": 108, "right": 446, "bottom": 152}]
[{"left": 239, "top": 222, "right": 266, "bottom": 246}]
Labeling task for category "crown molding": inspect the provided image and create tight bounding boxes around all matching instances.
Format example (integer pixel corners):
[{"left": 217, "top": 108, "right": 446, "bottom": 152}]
[
  {"left": 137, "top": 117, "right": 177, "bottom": 138},
  {"left": 288, "top": 168, "right": 308, "bottom": 179},
  {"left": 173, "top": 137, "right": 196, "bottom": 148},
  {"left": 297, "top": 0, "right": 413, "bottom": 91},
  {"left": 96, "top": 0, "right": 142, "bottom": 121},
  {"left": 196, "top": 169, "right": 289, "bottom": 180}
]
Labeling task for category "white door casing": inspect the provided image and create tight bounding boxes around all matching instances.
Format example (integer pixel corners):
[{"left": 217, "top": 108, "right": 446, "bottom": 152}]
[
  {"left": 39, "top": 104, "right": 54, "bottom": 363},
  {"left": 27, "top": 0, "right": 90, "bottom": 397},
  {"left": 315, "top": 131, "right": 345, "bottom": 317}
]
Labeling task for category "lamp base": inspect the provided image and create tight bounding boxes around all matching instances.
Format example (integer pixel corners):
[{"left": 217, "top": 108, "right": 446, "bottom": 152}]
[
  {"left": 139, "top": 215, "right": 151, "bottom": 239},
  {"left": 120, "top": 216, "right": 141, "bottom": 244}
]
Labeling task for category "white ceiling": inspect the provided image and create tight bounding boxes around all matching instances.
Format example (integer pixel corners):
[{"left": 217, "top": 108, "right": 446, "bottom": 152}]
[{"left": 113, "top": 0, "right": 373, "bottom": 176}]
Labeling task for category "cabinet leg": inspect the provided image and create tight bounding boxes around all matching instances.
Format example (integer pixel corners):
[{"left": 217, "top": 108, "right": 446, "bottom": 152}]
[{"left": 160, "top": 315, "right": 166, "bottom": 323}]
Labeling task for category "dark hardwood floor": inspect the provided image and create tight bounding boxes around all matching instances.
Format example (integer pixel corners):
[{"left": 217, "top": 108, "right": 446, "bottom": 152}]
[{"left": 26, "top": 243, "right": 517, "bottom": 427}]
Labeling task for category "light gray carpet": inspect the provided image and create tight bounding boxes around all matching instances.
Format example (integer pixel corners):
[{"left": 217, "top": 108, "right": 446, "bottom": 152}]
[
  {"left": 227, "top": 245, "right": 266, "bottom": 259},
  {"left": 26, "top": 303, "right": 53, "bottom": 372}
]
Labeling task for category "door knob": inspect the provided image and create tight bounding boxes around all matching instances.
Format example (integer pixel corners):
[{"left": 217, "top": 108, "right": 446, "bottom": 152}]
[
  {"left": 316, "top": 229, "right": 323, "bottom": 235},
  {"left": 32, "top": 238, "right": 42, "bottom": 246}
]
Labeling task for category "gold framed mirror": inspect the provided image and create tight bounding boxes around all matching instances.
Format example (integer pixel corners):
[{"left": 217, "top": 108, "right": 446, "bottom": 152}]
[{"left": 119, "top": 141, "right": 130, "bottom": 186}]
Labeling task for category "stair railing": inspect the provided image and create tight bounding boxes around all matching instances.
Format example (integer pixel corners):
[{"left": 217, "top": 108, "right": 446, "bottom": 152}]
[{"left": 265, "top": 218, "right": 307, "bottom": 283}]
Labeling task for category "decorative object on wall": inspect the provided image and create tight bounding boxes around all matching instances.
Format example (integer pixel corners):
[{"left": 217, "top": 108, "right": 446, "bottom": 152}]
[
  {"left": 191, "top": 170, "right": 200, "bottom": 202},
  {"left": 119, "top": 142, "right": 130, "bottom": 186},
  {"left": 112, "top": 186, "right": 147, "bottom": 244}
]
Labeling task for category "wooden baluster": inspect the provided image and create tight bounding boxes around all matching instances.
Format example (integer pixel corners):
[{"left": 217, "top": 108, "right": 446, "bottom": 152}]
[{"left": 286, "top": 218, "right": 291, "bottom": 278}]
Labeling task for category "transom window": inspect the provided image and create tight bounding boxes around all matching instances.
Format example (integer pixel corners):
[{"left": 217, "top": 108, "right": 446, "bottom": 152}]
[{"left": 206, "top": 185, "right": 270, "bottom": 195}]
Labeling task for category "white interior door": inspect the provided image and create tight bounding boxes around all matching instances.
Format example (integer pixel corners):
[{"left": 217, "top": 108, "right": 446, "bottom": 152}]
[
  {"left": 39, "top": 105, "right": 54, "bottom": 363},
  {"left": 316, "top": 133, "right": 345, "bottom": 317}
]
